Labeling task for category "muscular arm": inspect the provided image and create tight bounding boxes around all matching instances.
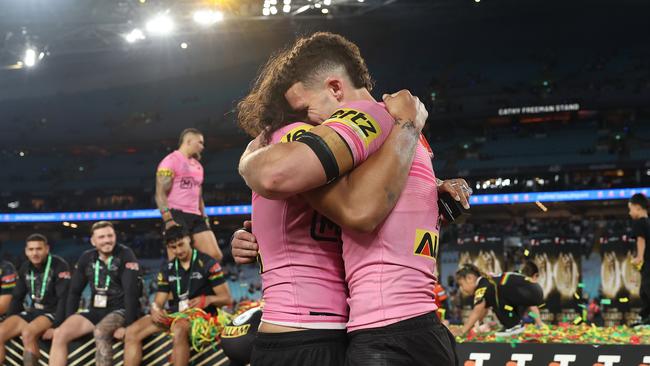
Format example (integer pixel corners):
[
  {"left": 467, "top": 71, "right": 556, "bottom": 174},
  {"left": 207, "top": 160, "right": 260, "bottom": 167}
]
[
  {"left": 121, "top": 250, "right": 140, "bottom": 326},
  {"left": 153, "top": 292, "right": 168, "bottom": 310},
  {"left": 199, "top": 188, "right": 207, "bottom": 217},
  {"left": 461, "top": 301, "right": 488, "bottom": 335},
  {"left": 636, "top": 237, "right": 646, "bottom": 262},
  {"left": 0, "top": 295, "right": 10, "bottom": 315},
  {"left": 303, "top": 119, "right": 420, "bottom": 232},
  {"left": 208, "top": 283, "right": 233, "bottom": 308},
  {"left": 155, "top": 174, "right": 174, "bottom": 221},
  {"left": 239, "top": 125, "right": 353, "bottom": 200}
]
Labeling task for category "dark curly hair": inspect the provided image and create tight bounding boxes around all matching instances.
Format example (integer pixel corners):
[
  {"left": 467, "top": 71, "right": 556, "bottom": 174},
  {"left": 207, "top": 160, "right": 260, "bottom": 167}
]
[{"left": 237, "top": 32, "right": 374, "bottom": 142}]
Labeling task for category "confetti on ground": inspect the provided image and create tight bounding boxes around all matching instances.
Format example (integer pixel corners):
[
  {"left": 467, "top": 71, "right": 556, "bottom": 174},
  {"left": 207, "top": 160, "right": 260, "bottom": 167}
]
[{"left": 453, "top": 324, "right": 650, "bottom": 345}]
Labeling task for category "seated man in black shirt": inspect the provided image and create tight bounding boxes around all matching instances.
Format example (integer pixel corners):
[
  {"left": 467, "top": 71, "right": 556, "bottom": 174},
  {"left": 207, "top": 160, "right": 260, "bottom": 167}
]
[
  {"left": 124, "top": 225, "right": 232, "bottom": 366},
  {"left": 0, "top": 234, "right": 70, "bottom": 366},
  {"left": 50, "top": 221, "right": 140, "bottom": 366},
  {"left": 453, "top": 264, "right": 544, "bottom": 337},
  {"left": 629, "top": 193, "right": 650, "bottom": 325}
]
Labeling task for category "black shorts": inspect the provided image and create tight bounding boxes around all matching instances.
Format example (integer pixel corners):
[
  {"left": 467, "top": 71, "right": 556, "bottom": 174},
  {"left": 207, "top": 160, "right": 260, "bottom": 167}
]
[
  {"left": 251, "top": 329, "right": 347, "bottom": 366},
  {"left": 78, "top": 309, "right": 125, "bottom": 326},
  {"left": 345, "top": 312, "right": 458, "bottom": 366},
  {"left": 18, "top": 309, "right": 55, "bottom": 323},
  {"left": 170, "top": 209, "right": 210, "bottom": 235}
]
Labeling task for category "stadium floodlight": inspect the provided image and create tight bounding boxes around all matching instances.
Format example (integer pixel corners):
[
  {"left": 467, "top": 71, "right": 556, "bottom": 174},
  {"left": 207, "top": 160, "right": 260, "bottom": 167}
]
[
  {"left": 262, "top": 7, "right": 270, "bottom": 15},
  {"left": 322, "top": 8, "right": 329, "bottom": 13},
  {"left": 125, "top": 28, "right": 146, "bottom": 43},
  {"left": 283, "top": 4, "right": 291, "bottom": 12},
  {"left": 146, "top": 13, "right": 174, "bottom": 35},
  {"left": 283, "top": 0, "right": 291, "bottom": 4},
  {"left": 193, "top": 9, "right": 224, "bottom": 26},
  {"left": 295, "top": 4, "right": 311, "bottom": 13},
  {"left": 23, "top": 48, "right": 37, "bottom": 67},
  {"left": 180, "top": 42, "right": 188, "bottom": 49},
  {"left": 323, "top": 0, "right": 331, "bottom": 5},
  {"left": 270, "top": 6, "right": 278, "bottom": 14}
]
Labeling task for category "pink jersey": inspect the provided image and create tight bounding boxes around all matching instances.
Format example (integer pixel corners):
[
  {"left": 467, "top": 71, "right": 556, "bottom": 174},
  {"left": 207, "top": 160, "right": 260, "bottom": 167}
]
[
  {"left": 157, "top": 150, "right": 204, "bottom": 215},
  {"left": 252, "top": 122, "right": 349, "bottom": 329},
  {"left": 339, "top": 107, "right": 440, "bottom": 332}
]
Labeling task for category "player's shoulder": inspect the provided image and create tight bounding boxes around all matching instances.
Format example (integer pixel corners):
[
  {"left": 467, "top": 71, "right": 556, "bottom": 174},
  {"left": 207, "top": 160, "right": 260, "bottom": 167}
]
[
  {"left": 0, "top": 260, "right": 16, "bottom": 271},
  {"left": 332, "top": 100, "right": 391, "bottom": 121},
  {"left": 116, "top": 243, "right": 136, "bottom": 257},
  {"left": 51, "top": 255, "right": 69, "bottom": 268},
  {"left": 271, "top": 122, "right": 315, "bottom": 144},
  {"left": 196, "top": 251, "right": 216, "bottom": 267},
  {"left": 78, "top": 249, "right": 96, "bottom": 263},
  {"left": 17, "top": 261, "right": 30, "bottom": 273}
]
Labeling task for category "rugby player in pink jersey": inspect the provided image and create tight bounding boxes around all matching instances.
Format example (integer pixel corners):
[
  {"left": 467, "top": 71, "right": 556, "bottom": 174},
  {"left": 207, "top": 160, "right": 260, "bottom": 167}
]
[
  {"left": 234, "top": 32, "right": 471, "bottom": 365},
  {"left": 155, "top": 128, "right": 223, "bottom": 261}
]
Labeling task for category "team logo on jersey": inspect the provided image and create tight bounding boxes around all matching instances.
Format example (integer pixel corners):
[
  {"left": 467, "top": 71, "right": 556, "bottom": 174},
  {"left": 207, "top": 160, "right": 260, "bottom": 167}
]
[
  {"left": 474, "top": 287, "right": 487, "bottom": 305},
  {"left": 310, "top": 212, "right": 342, "bottom": 243},
  {"left": 324, "top": 108, "right": 381, "bottom": 148},
  {"left": 180, "top": 177, "right": 197, "bottom": 189},
  {"left": 125, "top": 262, "right": 139, "bottom": 271},
  {"left": 280, "top": 125, "right": 313, "bottom": 143},
  {"left": 413, "top": 229, "right": 439, "bottom": 259},
  {"left": 209, "top": 263, "right": 222, "bottom": 274},
  {"left": 58, "top": 271, "right": 71, "bottom": 279}
]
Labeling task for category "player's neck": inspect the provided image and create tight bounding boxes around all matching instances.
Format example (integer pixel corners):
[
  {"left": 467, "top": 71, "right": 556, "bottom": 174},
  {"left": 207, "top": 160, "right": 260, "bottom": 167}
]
[
  {"left": 344, "top": 88, "right": 376, "bottom": 104},
  {"left": 178, "top": 147, "right": 192, "bottom": 159},
  {"left": 98, "top": 252, "right": 112, "bottom": 262},
  {"left": 180, "top": 257, "right": 191, "bottom": 270}
]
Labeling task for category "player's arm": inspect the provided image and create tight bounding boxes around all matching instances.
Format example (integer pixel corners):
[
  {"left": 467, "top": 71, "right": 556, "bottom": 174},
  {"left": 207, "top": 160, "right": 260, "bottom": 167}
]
[
  {"left": 239, "top": 124, "right": 352, "bottom": 200},
  {"left": 121, "top": 249, "right": 141, "bottom": 326},
  {"left": 155, "top": 168, "right": 175, "bottom": 223},
  {"left": 191, "top": 260, "right": 232, "bottom": 308},
  {"left": 8, "top": 267, "right": 27, "bottom": 315},
  {"left": 527, "top": 306, "right": 545, "bottom": 327},
  {"left": 66, "top": 258, "right": 88, "bottom": 317},
  {"left": 302, "top": 92, "right": 426, "bottom": 232},
  {"left": 150, "top": 292, "right": 170, "bottom": 324},
  {"left": 0, "top": 265, "right": 18, "bottom": 315},
  {"left": 458, "top": 300, "right": 488, "bottom": 336},
  {"left": 53, "top": 261, "right": 71, "bottom": 327},
  {"left": 635, "top": 236, "right": 646, "bottom": 265},
  {"left": 207, "top": 283, "right": 233, "bottom": 308}
]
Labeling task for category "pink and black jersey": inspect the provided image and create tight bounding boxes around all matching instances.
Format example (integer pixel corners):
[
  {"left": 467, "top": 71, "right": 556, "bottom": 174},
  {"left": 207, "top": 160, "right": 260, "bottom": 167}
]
[
  {"left": 157, "top": 150, "right": 204, "bottom": 215},
  {"left": 252, "top": 122, "right": 349, "bottom": 329},
  {"left": 325, "top": 101, "right": 441, "bottom": 332}
]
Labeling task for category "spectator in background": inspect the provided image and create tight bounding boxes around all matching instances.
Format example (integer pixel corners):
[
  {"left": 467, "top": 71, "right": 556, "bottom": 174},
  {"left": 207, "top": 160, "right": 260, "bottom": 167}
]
[{"left": 629, "top": 193, "right": 650, "bottom": 325}]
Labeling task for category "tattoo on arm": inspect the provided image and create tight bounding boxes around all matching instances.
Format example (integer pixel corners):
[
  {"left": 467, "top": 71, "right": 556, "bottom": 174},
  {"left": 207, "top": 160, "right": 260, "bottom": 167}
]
[{"left": 155, "top": 175, "right": 173, "bottom": 210}]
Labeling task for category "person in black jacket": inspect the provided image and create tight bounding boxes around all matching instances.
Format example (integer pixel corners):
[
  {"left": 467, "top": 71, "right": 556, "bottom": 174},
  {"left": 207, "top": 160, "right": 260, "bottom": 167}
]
[
  {"left": 629, "top": 193, "right": 650, "bottom": 325},
  {"left": 0, "top": 259, "right": 17, "bottom": 319},
  {"left": 49, "top": 221, "right": 140, "bottom": 366},
  {"left": 0, "top": 234, "right": 70, "bottom": 366}
]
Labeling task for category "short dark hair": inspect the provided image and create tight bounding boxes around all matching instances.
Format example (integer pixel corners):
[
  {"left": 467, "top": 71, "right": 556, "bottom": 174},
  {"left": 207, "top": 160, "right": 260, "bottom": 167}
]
[
  {"left": 164, "top": 225, "right": 190, "bottom": 245},
  {"left": 178, "top": 128, "right": 203, "bottom": 148},
  {"left": 520, "top": 261, "right": 539, "bottom": 277},
  {"left": 455, "top": 263, "right": 482, "bottom": 280},
  {"left": 26, "top": 233, "right": 48, "bottom": 246},
  {"left": 630, "top": 193, "right": 649, "bottom": 211},
  {"left": 91, "top": 221, "right": 114, "bottom": 235}
]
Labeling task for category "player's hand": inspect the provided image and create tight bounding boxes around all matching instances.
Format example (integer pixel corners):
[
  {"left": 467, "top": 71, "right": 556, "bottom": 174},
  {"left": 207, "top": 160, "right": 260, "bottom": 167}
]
[
  {"left": 151, "top": 306, "right": 168, "bottom": 324},
  {"left": 113, "top": 327, "right": 126, "bottom": 340},
  {"left": 42, "top": 328, "right": 54, "bottom": 340},
  {"left": 438, "top": 178, "right": 472, "bottom": 209},
  {"left": 382, "top": 90, "right": 428, "bottom": 132},
  {"left": 450, "top": 327, "right": 464, "bottom": 337},
  {"left": 189, "top": 295, "right": 208, "bottom": 309},
  {"left": 165, "top": 219, "right": 181, "bottom": 230},
  {"left": 232, "top": 221, "right": 259, "bottom": 265}
]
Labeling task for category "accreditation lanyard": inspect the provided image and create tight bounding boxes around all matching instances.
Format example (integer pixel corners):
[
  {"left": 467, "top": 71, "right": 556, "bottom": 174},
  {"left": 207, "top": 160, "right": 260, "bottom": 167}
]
[
  {"left": 174, "top": 250, "right": 197, "bottom": 298},
  {"left": 94, "top": 256, "right": 113, "bottom": 291},
  {"left": 30, "top": 255, "right": 52, "bottom": 300}
]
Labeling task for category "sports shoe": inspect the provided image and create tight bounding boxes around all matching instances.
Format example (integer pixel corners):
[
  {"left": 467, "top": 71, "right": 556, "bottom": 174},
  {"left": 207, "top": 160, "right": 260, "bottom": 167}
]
[{"left": 495, "top": 323, "right": 525, "bottom": 337}]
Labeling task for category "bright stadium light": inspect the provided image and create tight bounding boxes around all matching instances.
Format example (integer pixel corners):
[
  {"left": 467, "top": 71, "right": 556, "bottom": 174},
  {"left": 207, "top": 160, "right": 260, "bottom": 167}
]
[
  {"left": 262, "top": 7, "right": 270, "bottom": 15},
  {"left": 124, "top": 28, "right": 146, "bottom": 43},
  {"left": 283, "top": 0, "right": 291, "bottom": 4},
  {"left": 283, "top": 4, "right": 291, "bottom": 12},
  {"left": 146, "top": 13, "right": 174, "bottom": 35},
  {"left": 323, "top": 0, "right": 331, "bottom": 5},
  {"left": 270, "top": 6, "right": 278, "bottom": 14},
  {"left": 193, "top": 9, "right": 224, "bottom": 25},
  {"left": 23, "top": 48, "right": 37, "bottom": 67},
  {"left": 321, "top": 8, "right": 329, "bottom": 13},
  {"left": 295, "top": 4, "right": 311, "bottom": 13}
]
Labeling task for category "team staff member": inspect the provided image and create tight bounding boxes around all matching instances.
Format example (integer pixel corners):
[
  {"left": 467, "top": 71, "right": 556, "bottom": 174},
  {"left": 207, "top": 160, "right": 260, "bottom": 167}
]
[
  {"left": 49, "top": 221, "right": 140, "bottom": 366},
  {"left": 0, "top": 234, "right": 70, "bottom": 366},
  {"left": 629, "top": 193, "right": 650, "bottom": 325},
  {"left": 0, "top": 259, "right": 16, "bottom": 319},
  {"left": 155, "top": 128, "right": 223, "bottom": 261},
  {"left": 124, "top": 226, "right": 232, "bottom": 366},
  {"left": 453, "top": 264, "right": 544, "bottom": 337}
]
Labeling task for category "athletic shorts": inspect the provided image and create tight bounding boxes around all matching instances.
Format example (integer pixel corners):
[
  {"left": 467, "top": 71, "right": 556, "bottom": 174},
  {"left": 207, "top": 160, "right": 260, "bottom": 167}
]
[
  {"left": 79, "top": 309, "right": 125, "bottom": 326},
  {"left": 250, "top": 329, "right": 347, "bottom": 366},
  {"left": 345, "top": 312, "right": 458, "bottom": 366},
  {"left": 170, "top": 209, "right": 210, "bottom": 235},
  {"left": 18, "top": 309, "right": 55, "bottom": 323}
]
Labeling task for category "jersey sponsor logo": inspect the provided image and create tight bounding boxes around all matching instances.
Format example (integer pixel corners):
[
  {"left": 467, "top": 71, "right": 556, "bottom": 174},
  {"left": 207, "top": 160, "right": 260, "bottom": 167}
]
[
  {"left": 310, "top": 212, "right": 342, "bottom": 243},
  {"left": 325, "top": 108, "right": 381, "bottom": 148},
  {"left": 280, "top": 125, "right": 313, "bottom": 143},
  {"left": 413, "top": 229, "right": 439, "bottom": 259},
  {"left": 221, "top": 324, "right": 251, "bottom": 338},
  {"left": 125, "top": 262, "right": 139, "bottom": 271},
  {"left": 2, "top": 273, "right": 17, "bottom": 283},
  {"left": 58, "top": 271, "right": 71, "bottom": 280},
  {"left": 156, "top": 168, "right": 174, "bottom": 177},
  {"left": 180, "top": 177, "right": 198, "bottom": 189}
]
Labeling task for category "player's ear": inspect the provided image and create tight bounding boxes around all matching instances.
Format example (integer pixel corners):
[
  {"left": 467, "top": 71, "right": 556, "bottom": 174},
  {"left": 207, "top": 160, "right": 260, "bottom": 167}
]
[{"left": 325, "top": 77, "right": 344, "bottom": 102}]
